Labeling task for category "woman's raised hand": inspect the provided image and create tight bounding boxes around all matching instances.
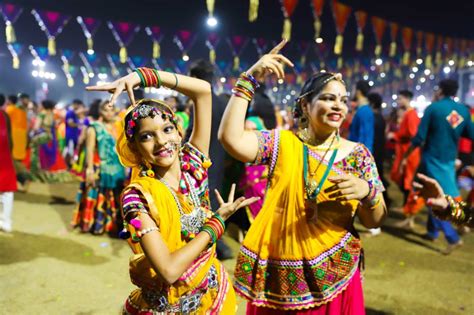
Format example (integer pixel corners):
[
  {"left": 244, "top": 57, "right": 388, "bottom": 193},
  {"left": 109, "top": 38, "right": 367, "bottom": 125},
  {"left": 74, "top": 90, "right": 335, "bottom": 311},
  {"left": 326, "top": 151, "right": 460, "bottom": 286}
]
[
  {"left": 325, "top": 174, "right": 371, "bottom": 201},
  {"left": 246, "top": 39, "right": 294, "bottom": 80},
  {"left": 86, "top": 72, "right": 140, "bottom": 107},
  {"left": 214, "top": 184, "right": 260, "bottom": 221},
  {"left": 412, "top": 173, "right": 448, "bottom": 210}
]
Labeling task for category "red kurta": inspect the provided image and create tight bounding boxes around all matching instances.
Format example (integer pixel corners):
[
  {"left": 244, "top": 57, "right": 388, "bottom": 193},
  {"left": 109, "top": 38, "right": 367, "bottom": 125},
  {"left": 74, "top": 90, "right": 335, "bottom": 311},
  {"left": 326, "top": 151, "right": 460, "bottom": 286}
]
[
  {"left": 0, "top": 110, "right": 18, "bottom": 192},
  {"left": 391, "top": 108, "right": 421, "bottom": 190}
]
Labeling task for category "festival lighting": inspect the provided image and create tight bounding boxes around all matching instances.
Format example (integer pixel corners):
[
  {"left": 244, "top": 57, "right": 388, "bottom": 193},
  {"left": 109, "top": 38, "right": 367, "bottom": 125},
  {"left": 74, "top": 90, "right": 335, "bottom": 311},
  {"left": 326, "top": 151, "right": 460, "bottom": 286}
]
[
  {"left": 370, "top": 65, "right": 376, "bottom": 71},
  {"left": 315, "top": 37, "right": 323, "bottom": 44},
  {"left": 220, "top": 77, "right": 226, "bottom": 83},
  {"left": 416, "top": 58, "right": 423, "bottom": 65},
  {"left": 98, "top": 73, "right": 108, "bottom": 80},
  {"left": 468, "top": 60, "right": 473, "bottom": 67},
  {"left": 87, "top": 49, "right": 95, "bottom": 55},
  {"left": 278, "top": 79, "right": 284, "bottom": 84},
  {"left": 409, "top": 73, "right": 415, "bottom": 79},
  {"left": 182, "top": 54, "right": 189, "bottom": 61},
  {"left": 420, "top": 77, "right": 426, "bottom": 83},
  {"left": 424, "top": 69, "right": 431, "bottom": 76},
  {"left": 443, "top": 66, "right": 451, "bottom": 74},
  {"left": 412, "top": 66, "right": 419, "bottom": 73},
  {"left": 381, "top": 102, "right": 387, "bottom": 108},
  {"left": 32, "top": 70, "right": 38, "bottom": 77},
  {"left": 272, "top": 87, "right": 278, "bottom": 92},
  {"left": 375, "top": 58, "right": 383, "bottom": 66},
  {"left": 368, "top": 81, "right": 374, "bottom": 86},
  {"left": 88, "top": 72, "right": 95, "bottom": 78},
  {"left": 206, "top": 16, "right": 218, "bottom": 28},
  {"left": 320, "top": 69, "right": 326, "bottom": 73},
  {"left": 363, "top": 75, "right": 369, "bottom": 80},
  {"left": 454, "top": 97, "right": 460, "bottom": 102},
  {"left": 415, "top": 85, "right": 421, "bottom": 90},
  {"left": 392, "top": 94, "right": 397, "bottom": 100},
  {"left": 290, "top": 90, "right": 296, "bottom": 95},
  {"left": 448, "top": 60, "right": 455, "bottom": 66},
  {"left": 380, "top": 72, "right": 386, "bottom": 78}
]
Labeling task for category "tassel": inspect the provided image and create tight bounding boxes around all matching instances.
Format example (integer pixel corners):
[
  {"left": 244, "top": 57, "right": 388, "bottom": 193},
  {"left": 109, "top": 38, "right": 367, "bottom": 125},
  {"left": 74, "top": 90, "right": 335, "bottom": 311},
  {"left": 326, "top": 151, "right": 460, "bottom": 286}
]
[
  {"left": 12, "top": 56, "right": 19, "bottom": 69},
  {"left": 297, "top": 74, "right": 303, "bottom": 85},
  {"left": 5, "top": 23, "right": 16, "bottom": 43},
  {"left": 249, "top": 0, "right": 259, "bottom": 22},
  {"left": 354, "top": 62, "right": 360, "bottom": 73},
  {"left": 314, "top": 19, "right": 322, "bottom": 40},
  {"left": 458, "top": 56, "right": 466, "bottom": 68},
  {"left": 334, "top": 34, "right": 343, "bottom": 55},
  {"left": 152, "top": 41, "right": 160, "bottom": 59},
  {"left": 356, "top": 32, "right": 364, "bottom": 51},
  {"left": 389, "top": 42, "right": 397, "bottom": 57},
  {"left": 416, "top": 47, "right": 422, "bottom": 57},
  {"left": 337, "top": 57, "right": 343, "bottom": 69},
  {"left": 83, "top": 75, "right": 90, "bottom": 85},
  {"left": 63, "top": 61, "right": 70, "bottom": 74},
  {"left": 206, "top": 0, "right": 215, "bottom": 15},
  {"left": 67, "top": 77, "right": 74, "bottom": 87},
  {"left": 403, "top": 51, "right": 410, "bottom": 65},
  {"left": 435, "top": 52, "right": 442, "bottom": 66},
  {"left": 48, "top": 38, "right": 56, "bottom": 56},
  {"left": 87, "top": 38, "right": 94, "bottom": 51},
  {"left": 209, "top": 48, "right": 216, "bottom": 64},
  {"left": 282, "top": 18, "right": 292, "bottom": 40},
  {"left": 120, "top": 46, "right": 127, "bottom": 63},
  {"left": 425, "top": 55, "right": 432, "bottom": 69},
  {"left": 233, "top": 56, "right": 240, "bottom": 71},
  {"left": 300, "top": 56, "right": 306, "bottom": 66},
  {"left": 374, "top": 44, "right": 382, "bottom": 57}
]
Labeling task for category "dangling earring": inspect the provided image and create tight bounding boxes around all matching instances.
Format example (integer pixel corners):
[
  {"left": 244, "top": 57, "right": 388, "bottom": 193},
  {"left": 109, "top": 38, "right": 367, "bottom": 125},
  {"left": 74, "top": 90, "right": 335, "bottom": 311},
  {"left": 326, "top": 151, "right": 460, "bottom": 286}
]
[
  {"left": 140, "top": 161, "right": 155, "bottom": 178},
  {"left": 297, "top": 115, "right": 311, "bottom": 143}
]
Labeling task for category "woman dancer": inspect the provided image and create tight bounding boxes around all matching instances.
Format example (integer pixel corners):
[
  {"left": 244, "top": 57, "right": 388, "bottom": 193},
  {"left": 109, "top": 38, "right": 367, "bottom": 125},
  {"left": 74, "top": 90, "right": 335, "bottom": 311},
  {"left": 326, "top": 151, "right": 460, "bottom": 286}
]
[
  {"left": 87, "top": 67, "right": 258, "bottom": 313},
  {"left": 219, "top": 41, "right": 387, "bottom": 314},
  {"left": 71, "top": 101, "right": 126, "bottom": 235}
]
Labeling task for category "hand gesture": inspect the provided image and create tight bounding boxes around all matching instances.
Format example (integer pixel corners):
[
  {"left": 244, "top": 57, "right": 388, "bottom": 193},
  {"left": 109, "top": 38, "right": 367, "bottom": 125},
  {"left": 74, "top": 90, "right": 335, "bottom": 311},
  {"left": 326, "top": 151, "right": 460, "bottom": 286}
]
[
  {"left": 85, "top": 168, "right": 96, "bottom": 187},
  {"left": 86, "top": 72, "right": 140, "bottom": 107},
  {"left": 413, "top": 173, "right": 448, "bottom": 210},
  {"left": 325, "top": 174, "right": 370, "bottom": 201},
  {"left": 247, "top": 39, "right": 294, "bottom": 80},
  {"left": 214, "top": 184, "right": 260, "bottom": 221}
]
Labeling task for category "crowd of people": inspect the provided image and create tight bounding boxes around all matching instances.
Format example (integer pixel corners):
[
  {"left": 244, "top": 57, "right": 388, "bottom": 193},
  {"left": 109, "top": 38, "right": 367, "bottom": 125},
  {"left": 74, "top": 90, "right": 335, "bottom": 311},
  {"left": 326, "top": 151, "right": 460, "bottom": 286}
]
[{"left": 0, "top": 40, "right": 473, "bottom": 313}]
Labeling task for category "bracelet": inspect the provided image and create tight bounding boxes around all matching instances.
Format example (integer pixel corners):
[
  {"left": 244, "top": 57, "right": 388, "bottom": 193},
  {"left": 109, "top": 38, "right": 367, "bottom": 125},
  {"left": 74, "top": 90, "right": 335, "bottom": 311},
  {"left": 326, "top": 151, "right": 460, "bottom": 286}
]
[
  {"left": 445, "top": 195, "right": 468, "bottom": 225},
  {"left": 232, "top": 72, "right": 260, "bottom": 102},
  {"left": 135, "top": 68, "right": 162, "bottom": 88},
  {"left": 172, "top": 73, "right": 178, "bottom": 89},
  {"left": 200, "top": 215, "right": 226, "bottom": 244}
]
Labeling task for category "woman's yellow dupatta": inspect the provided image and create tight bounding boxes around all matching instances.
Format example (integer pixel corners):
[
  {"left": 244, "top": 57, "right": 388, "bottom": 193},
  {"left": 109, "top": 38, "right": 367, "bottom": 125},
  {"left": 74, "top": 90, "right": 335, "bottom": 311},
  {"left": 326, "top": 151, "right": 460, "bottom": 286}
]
[{"left": 234, "top": 130, "right": 361, "bottom": 310}]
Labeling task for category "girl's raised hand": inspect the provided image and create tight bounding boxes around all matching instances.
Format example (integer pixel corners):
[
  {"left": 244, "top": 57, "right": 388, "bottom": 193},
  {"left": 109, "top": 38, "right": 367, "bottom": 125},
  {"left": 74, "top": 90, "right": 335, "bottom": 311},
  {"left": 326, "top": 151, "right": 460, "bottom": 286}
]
[
  {"left": 214, "top": 184, "right": 260, "bottom": 221},
  {"left": 86, "top": 72, "right": 140, "bottom": 107}
]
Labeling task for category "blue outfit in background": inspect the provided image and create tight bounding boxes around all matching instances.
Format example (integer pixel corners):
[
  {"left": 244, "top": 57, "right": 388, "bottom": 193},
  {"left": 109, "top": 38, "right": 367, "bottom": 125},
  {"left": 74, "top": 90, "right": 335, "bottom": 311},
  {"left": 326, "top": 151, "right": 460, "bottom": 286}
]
[
  {"left": 349, "top": 104, "right": 374, "bottom": 152},
  {"left": 412, "top": 97, "right": 474, "bottom": 244}
]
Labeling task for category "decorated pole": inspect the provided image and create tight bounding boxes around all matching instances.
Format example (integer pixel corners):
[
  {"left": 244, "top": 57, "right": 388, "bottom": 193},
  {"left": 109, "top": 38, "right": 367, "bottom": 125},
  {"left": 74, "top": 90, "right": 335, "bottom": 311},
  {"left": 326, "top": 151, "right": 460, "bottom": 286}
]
[
  {"left": 108, "top": 21, "right": 140, "bottom": 63},
  {"left": 145, "top": 26, "right": 164, "bottom": 59},
  {"left": 77, "top": 16, "right": 101, "bottom": 54},
  {"left": 280, "top": 0, "right": 299, "bottom": 40},
  {"left": 435, "top": 35, "right": 443, "bottom": 66},
  {"left": 354, "top": 10, "right": 367, "bottom": 52},
  {"left": 389, "top": 22, "right": 399, "bottom": 57},
  {"left": 371, "top": 16, "right": 387, "bottom": 57},
  {"left": 401, "top": 26, "right": 414, "bottom": 65},
  {"left": 311, "top": 0, "right": 325, "bottom": 40},
  {"left": 173, "top": 30, "right": 197, "bottom": 62},
  {"left": 331, "top": 0, "right": 351, "bottom": 68},
  {"left": 249, "top": 0, "right": 259, "bottom": 22},
  {"left": 31, "top": 9, "right": 70, "bottom": 56},
  {"left": 227, "top": 35, "right": 249, "bottom": 71},
  {"left": 206, "top": 32, "right": 220, "bottom": 64},
  {"left": 0, "top": 3, "right": 23, "bottom": 44},
  {"left": 416, "top": 30, "right": 423, "bottom": 58}
]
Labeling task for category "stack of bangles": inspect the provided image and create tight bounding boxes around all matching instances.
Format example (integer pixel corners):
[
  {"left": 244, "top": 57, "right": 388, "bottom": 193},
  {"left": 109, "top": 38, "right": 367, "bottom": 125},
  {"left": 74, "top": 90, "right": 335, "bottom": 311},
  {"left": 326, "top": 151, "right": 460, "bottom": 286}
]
[
  {"left": 232, "top": 72, "right": 260, "bottom": 102},
  {"left": 444, "top": 195, "right": 471, "bottom": 226},
  {"left": 200, "top": 214, "right": 226, "bottom": 244},
  {"left": 361, "top": 181, "right": 381, "bottom": 208},
  {"left": 135, "top": 67, "right": 162, "bottom": 88}
]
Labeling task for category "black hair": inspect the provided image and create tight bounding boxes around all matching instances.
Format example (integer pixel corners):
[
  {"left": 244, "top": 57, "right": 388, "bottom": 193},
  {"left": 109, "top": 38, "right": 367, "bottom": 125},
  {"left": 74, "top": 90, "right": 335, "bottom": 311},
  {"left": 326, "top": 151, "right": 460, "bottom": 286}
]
[
  {"left": 41, "top": 100, "right": 55, "bottom": 110},
  {"left": 356, "top": 80, "right": 371, "bottom": 97},
  {"left": 398, "top": 90, "right": 413, "bottom": 100},
  {"left": 0, "top": 94, "right": 5, "bottom": 106},
  {"left": 438, "top": 79, "right": 459, "bottom": 97},
  {"left": 368, "top": 93, "right": 383, "bottom": 110},
  {"left": 189, "top": 59, "right": 215, "bottom": 84},
  {"left": 88, "top": 99, "right": 102, "bottom": 120},
  {"left": 72, "top": 99, "right": 84, "bottom": 105},
  {"left": 294, "top": 72, "right": 342, "bottom": 118},
  {"left": 18, "top": 93, "right": 30, "bottom": 99},
  {"left": 8, "top": 95, "right": 18, "bottom": 104}
]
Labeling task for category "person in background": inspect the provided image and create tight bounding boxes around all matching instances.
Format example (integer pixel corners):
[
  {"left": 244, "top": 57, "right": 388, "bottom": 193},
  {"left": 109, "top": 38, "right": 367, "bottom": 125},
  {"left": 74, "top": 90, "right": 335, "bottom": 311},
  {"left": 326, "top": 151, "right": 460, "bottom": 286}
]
[
  {"left": 0, "top": 94, "right": 17, "bottom": 233},
  {"left": 403, "top": 79, "right": 474, "bottom": 254},
  {"left": 187, "top": 59, "right": 233, "bottom": 260},
  {"left": 391, "top": 90, "right": 422, "bottom": 229},
  {"left": 64, "top": 99, "right": 85, "bottom": 167},
  {"left": 349, "top": 80, "right": 374, "bottom": 152},
  {"left": 369, "top": 92, "right": 391, "bottom": 209},
  {"left": 250, "top": 76, "right": 277, "bottom": 129},
  {"left": 165, "top": 95, "right": 190, "bottom": 131},
  {"left": 5, "top": 94, "right": 30, "bottom": 191}
]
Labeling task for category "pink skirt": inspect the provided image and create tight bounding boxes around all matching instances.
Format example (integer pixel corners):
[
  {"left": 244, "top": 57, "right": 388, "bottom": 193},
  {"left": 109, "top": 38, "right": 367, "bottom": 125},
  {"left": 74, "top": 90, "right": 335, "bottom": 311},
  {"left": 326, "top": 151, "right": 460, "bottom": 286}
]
[{"left": 246, "top": 269, "right": 365, "bottom": 315}]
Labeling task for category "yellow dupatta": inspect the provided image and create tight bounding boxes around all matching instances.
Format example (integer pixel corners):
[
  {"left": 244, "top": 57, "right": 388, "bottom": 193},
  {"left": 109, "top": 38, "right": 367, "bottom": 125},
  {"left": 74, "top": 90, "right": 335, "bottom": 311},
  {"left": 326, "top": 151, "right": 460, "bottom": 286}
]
[{"left": 234, "top": 130, "right": 361, "bottom": 310}]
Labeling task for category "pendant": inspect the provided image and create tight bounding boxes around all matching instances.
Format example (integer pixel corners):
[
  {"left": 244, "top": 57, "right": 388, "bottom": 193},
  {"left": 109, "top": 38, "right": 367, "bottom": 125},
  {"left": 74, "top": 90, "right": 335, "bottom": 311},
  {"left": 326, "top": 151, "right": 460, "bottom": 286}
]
[
  {"left": 305, "top": 199, "right": 318, "bottom": 223},
  {"left": 307, "top": 179, "right": 318, "bottom": 195}
]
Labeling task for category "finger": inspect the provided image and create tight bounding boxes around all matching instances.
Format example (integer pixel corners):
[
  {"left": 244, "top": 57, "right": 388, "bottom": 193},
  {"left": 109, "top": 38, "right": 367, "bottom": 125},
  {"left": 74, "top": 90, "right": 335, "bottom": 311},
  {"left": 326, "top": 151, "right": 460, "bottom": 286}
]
[
  {"left": 273, "top": 54, "right": 294, "bottom": 67},
  {"left": 269, "top": 39, "right": 287, "bottom": 54},
  {"left": 108, "top": 85, "right": 123, "bottom": 106},
  {"left": 227, "top": 184, "right": 236, "bottom": 203},
  {"left": 238, "top": 197, "right": 261, "bottom": 209},
  {"left": 263, "top": 63, "right": 280, "bottom": 77},
  {"left": 86, "top": 83, "right": 115, "bottom": 91},
  {"left": 126, "top": 83, "right": 136, "bottom": 106},
  {"left": 412, "top": 182, "right": 423, "bottom": 190},
  {"left": 232, "top": 196, "right": 247, "bottom": 209},
  {"left": 324, "top": 184, "right": 339, "bottom": 193},
  {"left": 214, "top": 189, "right": 225, "bottom": 205},
  {"left": 328, "top": 175, "right": 348, "bottom": 183},
  {"left": 268, "top": 59, "right": 285, "bottom": 79}
]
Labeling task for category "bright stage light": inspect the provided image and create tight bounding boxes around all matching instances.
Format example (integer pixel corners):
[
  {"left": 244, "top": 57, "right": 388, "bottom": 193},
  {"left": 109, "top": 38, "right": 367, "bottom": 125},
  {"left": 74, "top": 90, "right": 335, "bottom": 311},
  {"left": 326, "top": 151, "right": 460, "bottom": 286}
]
[
  {"left": 363, "top": 75, "right": 369, "bottom": 80},
  {"left": 182, "top": 54, "right": 189, "bottom": 62},
  {"left": 454, "top": 97, "right": 460, "bottom": 102},
  {"left": 220, "top": 77, "right": 226, "bottom": 83},
  {"left": 206, "top": 16, "right": 218, "bottom": 28},
  {"left": 409, "top": 73, "right": 415, "bottom": 79},
  {"left": 424, "top": 69, "right": 431, "bottom": 76},
  {"left": 468, "top": 60, "right": 473, "bottom": 67},
  {"left": 278, "top": 79, "right": 284, "bottom": 84},
  {"left": 32, "top": 70, "right": 38, "bottom": 77},
  {"left": 315, "top": 37, "right": 323, "bottom": 44},
  {"left": 412, "top": 66, "right": 419, "bottom": 73},
  {"left": 375, "top": 58, "right": 383, "bottom": 66},
  {"left": 88, "top": 72, "right": 95, "bottom": 78},
  {"left": 443, "top": 66, "right": 451, "bottom": 74},
  {"left": 272, "top": 87, "right": 278, "bottom": 92},
  {"left": 98, "top": 73, "right": 108, "bottom": 80},
  {"left": 448, "top": 60, "right": 455, "bottom": 66},
  {"left": 392, "top": 94, "right": 397, "bottom": 100},
  {"left": 87, "top": 49, "right": 95, "bottom": 55},
  {"left": 420, "top": 77, "right": 426, "bottom": 83},
  {"left": 382, "top": 102, "right": 387, "bottom": 108},
  {"left": 368, "top": 81, "right": 374, "bottom": 86},
  {"left": 380, "top": 72, "right": 386, "bottom": 78},
  {"left": 416, "top": 58, "right": 423, "bottom": 65}
]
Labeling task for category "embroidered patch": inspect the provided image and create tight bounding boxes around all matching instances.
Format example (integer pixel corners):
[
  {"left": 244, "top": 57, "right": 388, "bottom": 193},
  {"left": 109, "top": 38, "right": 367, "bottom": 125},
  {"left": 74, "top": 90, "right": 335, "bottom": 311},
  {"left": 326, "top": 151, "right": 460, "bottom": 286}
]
[{"left": 446, "top": 110, "right": 464, "bottom": 129}]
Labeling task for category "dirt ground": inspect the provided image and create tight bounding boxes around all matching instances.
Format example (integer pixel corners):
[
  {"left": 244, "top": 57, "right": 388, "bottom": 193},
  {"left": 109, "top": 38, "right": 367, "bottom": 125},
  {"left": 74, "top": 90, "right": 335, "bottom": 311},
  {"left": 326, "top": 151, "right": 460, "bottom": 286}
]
[{"left": 0, "top": 181, "right": 473, "bottom": 315}]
